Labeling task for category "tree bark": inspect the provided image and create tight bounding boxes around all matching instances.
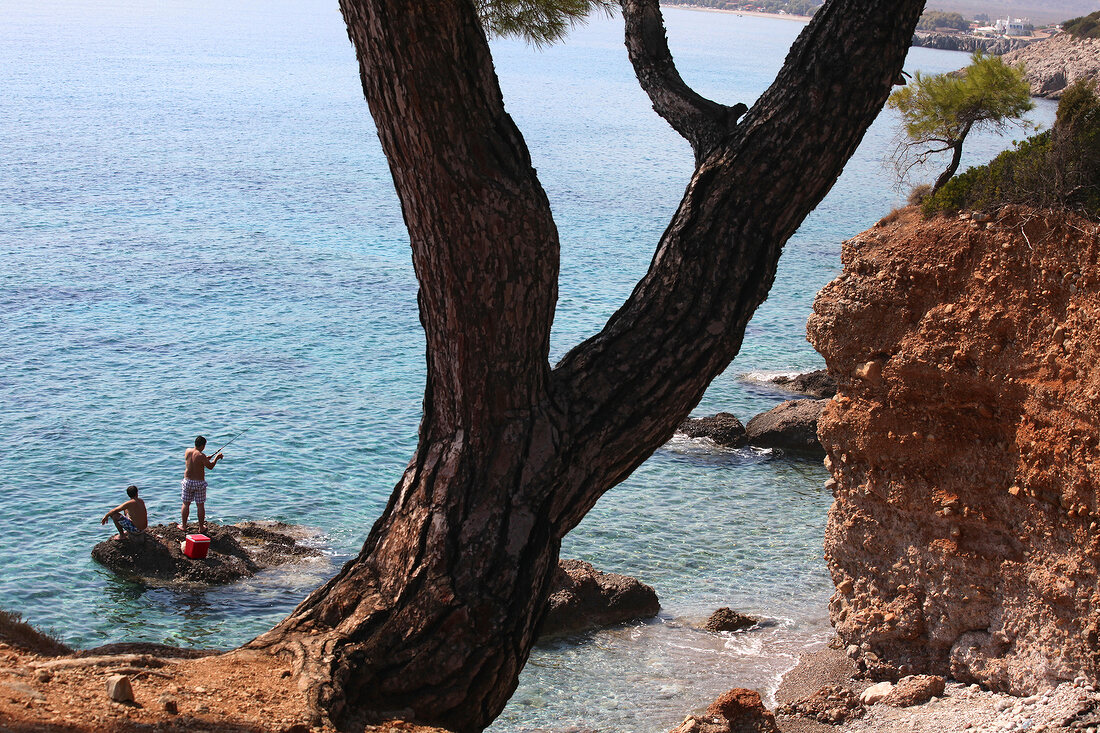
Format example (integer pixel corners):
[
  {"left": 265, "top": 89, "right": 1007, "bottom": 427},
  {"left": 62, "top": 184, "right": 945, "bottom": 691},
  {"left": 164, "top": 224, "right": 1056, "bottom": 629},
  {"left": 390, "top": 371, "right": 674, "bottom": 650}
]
[{"left": 246, "top": 0, "right": 926, "bottom": 730}]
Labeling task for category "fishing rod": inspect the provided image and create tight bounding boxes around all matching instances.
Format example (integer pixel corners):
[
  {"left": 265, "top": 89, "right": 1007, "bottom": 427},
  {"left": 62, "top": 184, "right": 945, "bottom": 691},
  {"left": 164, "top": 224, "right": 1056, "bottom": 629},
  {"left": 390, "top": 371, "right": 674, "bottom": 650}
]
[{"left": 209, "top": 425, "right": 252, "bottom": 456}]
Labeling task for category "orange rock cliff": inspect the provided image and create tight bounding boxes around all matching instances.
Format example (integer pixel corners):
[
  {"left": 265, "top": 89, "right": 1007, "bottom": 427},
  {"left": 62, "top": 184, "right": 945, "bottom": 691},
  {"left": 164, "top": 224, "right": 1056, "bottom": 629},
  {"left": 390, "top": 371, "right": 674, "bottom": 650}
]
[{"left": 808, "top": 206, "right": 1100, "bottom": 694}]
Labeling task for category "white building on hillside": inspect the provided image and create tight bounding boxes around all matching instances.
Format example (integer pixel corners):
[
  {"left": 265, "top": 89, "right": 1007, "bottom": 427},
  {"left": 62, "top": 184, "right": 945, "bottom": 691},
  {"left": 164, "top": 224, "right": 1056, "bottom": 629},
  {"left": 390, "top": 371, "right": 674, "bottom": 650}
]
[{"left": 994, "top": 17, "right": 1030, "bottom": 36}]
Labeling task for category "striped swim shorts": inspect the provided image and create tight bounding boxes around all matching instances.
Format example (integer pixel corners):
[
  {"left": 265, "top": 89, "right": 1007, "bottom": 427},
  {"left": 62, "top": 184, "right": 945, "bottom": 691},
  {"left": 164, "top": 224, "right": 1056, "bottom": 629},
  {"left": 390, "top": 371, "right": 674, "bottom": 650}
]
[{"left": 181, "top": 478, "right": 208, "bottom": 504}]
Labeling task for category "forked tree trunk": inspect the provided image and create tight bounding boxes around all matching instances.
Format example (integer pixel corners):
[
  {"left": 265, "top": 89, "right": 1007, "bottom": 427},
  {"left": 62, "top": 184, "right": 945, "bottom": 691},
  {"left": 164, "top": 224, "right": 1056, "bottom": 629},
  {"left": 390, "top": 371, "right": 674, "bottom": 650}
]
[{"left": 246, "top": 0, "right": 926, "bottom": 730}]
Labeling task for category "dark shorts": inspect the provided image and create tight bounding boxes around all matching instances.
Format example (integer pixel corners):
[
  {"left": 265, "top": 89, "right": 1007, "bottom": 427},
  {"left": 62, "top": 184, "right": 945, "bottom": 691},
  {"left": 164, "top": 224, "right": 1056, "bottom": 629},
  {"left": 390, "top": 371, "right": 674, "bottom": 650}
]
[
  {"left": 118, "top": 515, "right": 139, "bottom": 533},
  {"left": 181, "top": 478, "right": 208, "bottom": 504}
]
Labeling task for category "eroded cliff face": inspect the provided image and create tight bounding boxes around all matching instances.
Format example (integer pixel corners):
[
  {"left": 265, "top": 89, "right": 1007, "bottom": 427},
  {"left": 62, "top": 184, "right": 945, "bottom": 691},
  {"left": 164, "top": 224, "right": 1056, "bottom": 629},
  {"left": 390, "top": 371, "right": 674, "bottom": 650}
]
[{"left": 808, "top": 206, "right": 1100, "bottom": 694}]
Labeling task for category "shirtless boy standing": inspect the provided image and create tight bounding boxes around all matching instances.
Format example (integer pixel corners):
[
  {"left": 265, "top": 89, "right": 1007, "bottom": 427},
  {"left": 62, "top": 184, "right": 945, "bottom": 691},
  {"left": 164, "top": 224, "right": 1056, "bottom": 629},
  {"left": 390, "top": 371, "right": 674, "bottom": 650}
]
[
  {"left": 181, "top": 435, "right": 223, "bottom": 533},
  {"left": 101, "top": 485, "right": 148, "bottom": 540}
]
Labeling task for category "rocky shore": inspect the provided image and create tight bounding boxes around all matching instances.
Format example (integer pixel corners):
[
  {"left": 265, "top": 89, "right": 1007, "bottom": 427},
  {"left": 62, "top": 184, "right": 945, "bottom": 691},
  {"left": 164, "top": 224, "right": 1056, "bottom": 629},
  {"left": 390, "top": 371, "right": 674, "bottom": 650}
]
[
  {"left": 0, "top": 556, "right": 662, "bottom": 732},
  {"left": 910, "top": 32, "right": 1031, "bottom": 55},
  {"left": 677, "top": 371, "right": 833, "bottom": 455},
  {"left": 1002, "top": 33, "right": 1100, "bottom": 97},
  {"left": 669, "top": 204, "right": 1100, "bottom": 733}
]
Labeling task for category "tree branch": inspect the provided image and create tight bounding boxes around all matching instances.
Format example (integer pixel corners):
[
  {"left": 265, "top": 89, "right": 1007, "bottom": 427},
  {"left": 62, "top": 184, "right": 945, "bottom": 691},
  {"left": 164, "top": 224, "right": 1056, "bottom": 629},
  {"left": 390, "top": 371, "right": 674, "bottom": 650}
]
[
  {"left": 548, "top": 0, "right": 927, "bottom": 532},
  {"left": 620, "top": 0, "right": 746, "bottom": 164}
]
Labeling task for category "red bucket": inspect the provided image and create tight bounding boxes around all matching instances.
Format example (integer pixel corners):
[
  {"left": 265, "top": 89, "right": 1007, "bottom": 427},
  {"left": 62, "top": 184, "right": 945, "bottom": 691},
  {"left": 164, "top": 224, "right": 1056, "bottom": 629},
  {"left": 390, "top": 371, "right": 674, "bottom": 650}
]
[{"left": 183, "top": 534, "right": 210, "bottom": 559}]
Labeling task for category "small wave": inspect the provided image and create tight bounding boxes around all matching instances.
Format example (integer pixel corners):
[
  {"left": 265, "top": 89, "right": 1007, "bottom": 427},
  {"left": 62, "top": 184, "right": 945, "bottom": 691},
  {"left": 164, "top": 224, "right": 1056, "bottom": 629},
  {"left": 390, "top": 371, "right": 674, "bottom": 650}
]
[
  {"left": 738, "top": 369, "right": 803, "bottom": 385},
  {"left": 664, "top": 432, "right": 739, "bottom": 453}
]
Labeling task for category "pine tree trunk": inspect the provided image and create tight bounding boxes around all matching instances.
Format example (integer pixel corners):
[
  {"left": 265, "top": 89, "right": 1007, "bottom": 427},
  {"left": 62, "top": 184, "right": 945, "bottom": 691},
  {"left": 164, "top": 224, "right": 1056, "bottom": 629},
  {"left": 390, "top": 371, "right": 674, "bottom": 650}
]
[
  {"left": 246, "top": 0, "right": 927, "bottom": 730},
  {"left": 933, "top": 132, "right": 969, "bottom": 193}
]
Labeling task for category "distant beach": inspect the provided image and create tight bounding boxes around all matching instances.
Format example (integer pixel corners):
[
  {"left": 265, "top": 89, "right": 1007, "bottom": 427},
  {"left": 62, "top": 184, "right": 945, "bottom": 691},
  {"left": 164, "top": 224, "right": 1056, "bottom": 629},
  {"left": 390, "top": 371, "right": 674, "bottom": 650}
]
[{"left": 669, "top": 5, "right": 813, "bottom": 23}]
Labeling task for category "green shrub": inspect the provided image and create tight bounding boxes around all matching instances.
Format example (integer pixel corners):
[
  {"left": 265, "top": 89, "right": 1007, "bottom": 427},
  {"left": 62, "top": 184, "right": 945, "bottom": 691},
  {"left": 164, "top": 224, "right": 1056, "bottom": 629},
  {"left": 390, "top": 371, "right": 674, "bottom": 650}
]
[{"left": 923, "top": 79, "right": 1100, "bottom": 219}]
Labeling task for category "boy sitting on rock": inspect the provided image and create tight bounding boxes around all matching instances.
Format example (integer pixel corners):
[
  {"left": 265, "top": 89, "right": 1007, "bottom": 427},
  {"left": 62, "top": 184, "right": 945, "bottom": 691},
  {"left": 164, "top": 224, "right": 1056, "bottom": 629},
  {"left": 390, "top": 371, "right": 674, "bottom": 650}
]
[{"left": 101, "top": 485, "right": 148, "bottom": 540}]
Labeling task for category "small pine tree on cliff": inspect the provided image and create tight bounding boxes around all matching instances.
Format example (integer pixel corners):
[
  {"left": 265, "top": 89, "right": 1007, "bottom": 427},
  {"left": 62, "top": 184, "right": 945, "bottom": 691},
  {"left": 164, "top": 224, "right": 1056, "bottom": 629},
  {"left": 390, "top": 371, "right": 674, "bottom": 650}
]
[
  {"left": 922, "top": 78, "right": 1100, "bottom": 218},
  {"left": 889, "top": 52, "right": 1034, "bottom": 193}
]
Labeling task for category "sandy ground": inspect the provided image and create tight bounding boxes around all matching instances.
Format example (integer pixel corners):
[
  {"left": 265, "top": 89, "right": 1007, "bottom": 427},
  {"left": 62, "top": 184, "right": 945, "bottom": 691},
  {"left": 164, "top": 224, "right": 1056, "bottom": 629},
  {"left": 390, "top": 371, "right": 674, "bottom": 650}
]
[{"left": 0, "top": 628, "right": 448, "bottom": 733}]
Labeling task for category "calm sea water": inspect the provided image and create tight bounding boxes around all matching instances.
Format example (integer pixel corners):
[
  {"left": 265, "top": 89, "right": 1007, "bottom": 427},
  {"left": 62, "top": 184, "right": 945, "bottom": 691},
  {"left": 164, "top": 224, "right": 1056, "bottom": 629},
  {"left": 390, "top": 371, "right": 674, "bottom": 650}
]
[{"left": 1, "top": 1, "right": 1055, "bottom": 730}]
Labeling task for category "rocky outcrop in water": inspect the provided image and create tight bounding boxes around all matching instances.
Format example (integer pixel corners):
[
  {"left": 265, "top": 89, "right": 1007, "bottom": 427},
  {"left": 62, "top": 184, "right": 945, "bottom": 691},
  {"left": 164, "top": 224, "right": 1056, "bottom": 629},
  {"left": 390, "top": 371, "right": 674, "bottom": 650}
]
[
  {"left": 670, "top": 688, "right": 779, "bottom": 733},
  {"left": 541, "top": 559, "right": 660, "bottom": 636},
  {"left": 911, "top": 33, "right": 1030, "bottom": 55},
  {"left": 90, "top": 521, "right": 323, "bottom": 585},
  {"left": 704, "top": 607, "right": 758, "bottom": 633},
  {"left": 808, "top": 206, "right": 1100, "bottom": 694},
  {"left": 766, "top": 369, "right": 837, "bottom": 398},
  {"left": 744, "top": 399, "right": 827, "bottom": 455},
  {"left": 678, "top": 412, "right": 747, "bottom": 447},
  {"left": 1002, "top": 33, "right": 1100, "bottom": 97}
]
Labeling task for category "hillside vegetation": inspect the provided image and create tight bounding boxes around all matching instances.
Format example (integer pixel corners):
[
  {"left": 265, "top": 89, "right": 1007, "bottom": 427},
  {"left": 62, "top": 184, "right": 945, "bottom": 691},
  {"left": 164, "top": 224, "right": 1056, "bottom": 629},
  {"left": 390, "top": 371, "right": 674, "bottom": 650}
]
[
  {"left": 917, "top": 10, "right": 968, "bottom": 31},
  {"left": 923, "top": 78, "right": 1100, "bottom": 219},
  {"left": 1063, "top": 11, "right": 1100, "bottom": 39}
]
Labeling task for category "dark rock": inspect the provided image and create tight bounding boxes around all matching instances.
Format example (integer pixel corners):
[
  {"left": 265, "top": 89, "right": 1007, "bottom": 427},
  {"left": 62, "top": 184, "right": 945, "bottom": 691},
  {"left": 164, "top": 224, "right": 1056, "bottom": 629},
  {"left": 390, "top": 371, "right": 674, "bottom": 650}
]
[
  {"left": 884, "top": 675, "right": 945, "bottom": 707},
  {"left": 745, "top": 399, "right": 828, "bottom": 455},
  {"left": 91, "top": 521, "right": 323, "bottom": 586},
  {"left": 159, "top": 694, "right": 178, "bottom": 714},
  {"left": 777, "top": 684, "right": 864, "bottom": 725},
  {"left": 671, "top": 688, "right": 781, "bottom": 733},
  {"left": 768, "top": 369, "right": 837, "bottom": 398},
  {"left": 541, "top": 559, "right": 660, "bottom": 637},
  {"left": 705, "top": 608, "right": 758, "bottom": 633},
  {"left": 677, "top": 413, "right": 747, "bottom": 448}
]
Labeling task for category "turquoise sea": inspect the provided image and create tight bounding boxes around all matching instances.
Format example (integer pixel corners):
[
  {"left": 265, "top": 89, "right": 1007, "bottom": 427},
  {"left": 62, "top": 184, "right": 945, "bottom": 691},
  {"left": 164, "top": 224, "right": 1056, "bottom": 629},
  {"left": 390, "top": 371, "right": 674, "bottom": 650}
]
[{"left": 1, "top": 1, "right": 1055, "bottom": 730}]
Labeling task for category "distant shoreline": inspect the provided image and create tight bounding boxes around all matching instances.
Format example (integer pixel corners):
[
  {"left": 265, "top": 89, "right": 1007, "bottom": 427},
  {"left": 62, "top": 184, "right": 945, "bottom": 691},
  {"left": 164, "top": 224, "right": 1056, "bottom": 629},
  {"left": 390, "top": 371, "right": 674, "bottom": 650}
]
[{"left": 665, "top": 4, "right": 813, "bottom": 23}]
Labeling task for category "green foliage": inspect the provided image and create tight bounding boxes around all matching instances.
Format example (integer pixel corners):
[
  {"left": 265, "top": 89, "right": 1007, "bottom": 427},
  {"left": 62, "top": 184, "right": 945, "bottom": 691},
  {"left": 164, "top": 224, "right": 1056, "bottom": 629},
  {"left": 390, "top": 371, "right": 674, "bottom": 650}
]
[
  {"left": 916, "top": 10, "right": 968, "bottom": 31},
  {"left": 888, "top": 52, "right": 1034, "bottom": 191},
  {"left": 923, "top": 79, "right": 1100, "bottom": 219},
  {"left": 1063, "top": 11, "right": 1100, "bottom": 39},
  {"left": 889, "top": 53, "right": 1033, "bottom": 144},
  {"left": 476, "top": 0, "right": 617, "bottom": 45},
  {"left": 1058, "top": 77, "right": 1100, "bottom": 129}
]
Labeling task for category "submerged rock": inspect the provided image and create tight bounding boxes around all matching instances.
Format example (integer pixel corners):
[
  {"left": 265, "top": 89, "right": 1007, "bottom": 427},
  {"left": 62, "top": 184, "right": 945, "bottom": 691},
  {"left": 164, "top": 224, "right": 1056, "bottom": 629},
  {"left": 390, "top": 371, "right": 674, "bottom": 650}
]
[
  {"left": 541, "top": 559, "right": 660, "bottom": 637},
  {"left": 745, "top": 399, "right": 827, "bottom": 454},
  {"left": 91, "top": 521, "right": 323, "bottom": 585},
  {"left": 677, "top": 413, "right": 748, "bottom": 447}
]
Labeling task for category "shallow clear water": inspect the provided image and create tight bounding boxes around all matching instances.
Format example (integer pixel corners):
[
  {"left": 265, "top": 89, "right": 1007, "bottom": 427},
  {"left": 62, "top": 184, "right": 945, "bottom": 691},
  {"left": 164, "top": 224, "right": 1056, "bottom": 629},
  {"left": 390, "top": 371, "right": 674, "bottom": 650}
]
[{"left": 1, "top": 2, "right": 1055, "bottom": 730}]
